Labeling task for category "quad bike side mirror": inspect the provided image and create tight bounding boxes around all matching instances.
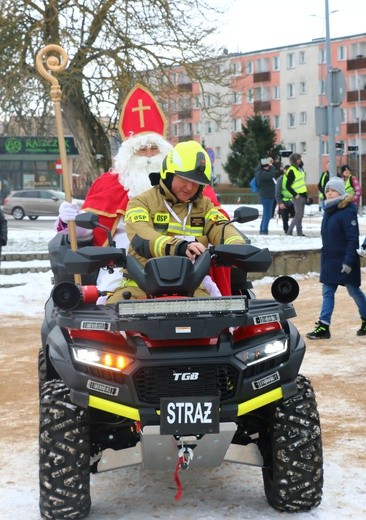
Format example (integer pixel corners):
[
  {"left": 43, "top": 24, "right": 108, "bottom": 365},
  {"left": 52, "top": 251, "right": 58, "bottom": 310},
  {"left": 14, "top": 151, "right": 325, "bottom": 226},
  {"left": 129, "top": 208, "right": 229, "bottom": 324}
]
[
  {"left": 75, "top": 212, "right": 115, "bottom": 247},
  {"left": 271, "top": 276, "right": 299, "bottom": 304}
]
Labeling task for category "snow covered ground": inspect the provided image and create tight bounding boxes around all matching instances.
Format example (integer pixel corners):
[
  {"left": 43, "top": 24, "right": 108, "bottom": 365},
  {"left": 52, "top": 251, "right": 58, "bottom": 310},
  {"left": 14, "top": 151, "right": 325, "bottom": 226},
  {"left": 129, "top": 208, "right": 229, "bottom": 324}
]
[{"left": 0, "top": 206, "right": 365, "bottom": 519}]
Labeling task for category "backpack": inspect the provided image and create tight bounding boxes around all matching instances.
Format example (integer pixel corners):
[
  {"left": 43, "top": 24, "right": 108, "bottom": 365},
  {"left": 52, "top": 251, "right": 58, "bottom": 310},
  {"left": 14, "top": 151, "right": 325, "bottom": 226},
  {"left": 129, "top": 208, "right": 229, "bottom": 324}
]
[{"left": 250, "top": 176, "right": 258, "bottom": 193}]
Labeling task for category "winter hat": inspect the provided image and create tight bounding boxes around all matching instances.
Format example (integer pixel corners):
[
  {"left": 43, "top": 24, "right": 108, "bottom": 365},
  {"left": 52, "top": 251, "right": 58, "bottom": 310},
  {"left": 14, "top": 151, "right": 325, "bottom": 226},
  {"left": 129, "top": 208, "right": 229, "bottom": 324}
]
[
  {"left": 325, "top": 177, "right": 346, "bottom": 196},
  {"left": 261, "top": 157, "right": 271, "bottom": 166}
]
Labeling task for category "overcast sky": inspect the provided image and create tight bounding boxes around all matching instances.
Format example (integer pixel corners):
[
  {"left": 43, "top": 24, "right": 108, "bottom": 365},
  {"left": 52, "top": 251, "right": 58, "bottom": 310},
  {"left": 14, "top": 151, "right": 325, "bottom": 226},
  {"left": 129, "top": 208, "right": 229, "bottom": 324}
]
[{"left": 211, "top": 0, "right": 366, "bottom": 54}]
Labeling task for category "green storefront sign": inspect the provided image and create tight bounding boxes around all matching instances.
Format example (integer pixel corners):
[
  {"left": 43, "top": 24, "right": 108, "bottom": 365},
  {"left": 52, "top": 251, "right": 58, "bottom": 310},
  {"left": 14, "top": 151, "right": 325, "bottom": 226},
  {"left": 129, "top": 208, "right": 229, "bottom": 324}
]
[{"left": 0, "top": 136, "right": 78, "bottom": 155}]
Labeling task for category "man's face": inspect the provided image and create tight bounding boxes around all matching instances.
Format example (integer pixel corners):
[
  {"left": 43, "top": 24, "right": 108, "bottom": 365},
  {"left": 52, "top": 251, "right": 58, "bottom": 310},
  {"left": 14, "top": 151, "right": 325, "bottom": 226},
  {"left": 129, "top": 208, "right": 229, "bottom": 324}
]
[
  {"left": 126, "top": 145, "right": 165, "bottom": 197},
  {"left": 171, "top": 175, "right": 200, "bottom": 202},
  {"left": 135, "top": 145, "right": 160, "bottom": 157}
]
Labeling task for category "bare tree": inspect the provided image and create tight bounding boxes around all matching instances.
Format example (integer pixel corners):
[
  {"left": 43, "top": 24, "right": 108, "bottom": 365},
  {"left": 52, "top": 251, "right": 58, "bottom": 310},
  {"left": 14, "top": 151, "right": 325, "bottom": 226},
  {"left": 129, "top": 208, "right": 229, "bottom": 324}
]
[{"left": 0, "top": 0, "right": 226, "bottom": 182}]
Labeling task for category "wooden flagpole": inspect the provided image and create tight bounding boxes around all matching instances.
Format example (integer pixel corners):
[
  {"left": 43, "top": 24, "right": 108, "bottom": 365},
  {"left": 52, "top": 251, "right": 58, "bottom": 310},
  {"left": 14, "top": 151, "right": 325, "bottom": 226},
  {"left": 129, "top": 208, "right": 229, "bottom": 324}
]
[{"left": 35, "top": 44, "right": 81, "bottom": 285}]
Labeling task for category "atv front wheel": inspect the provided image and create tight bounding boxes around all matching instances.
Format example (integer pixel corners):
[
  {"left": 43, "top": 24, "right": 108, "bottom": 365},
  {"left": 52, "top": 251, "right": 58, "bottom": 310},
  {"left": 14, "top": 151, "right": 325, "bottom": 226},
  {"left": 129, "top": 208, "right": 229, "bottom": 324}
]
[
  {"left": 259, "top": 374, "right": 323, "bottom": 512},
  {"left": 39, "top": 380, "right": 91, "bottom": 519}
]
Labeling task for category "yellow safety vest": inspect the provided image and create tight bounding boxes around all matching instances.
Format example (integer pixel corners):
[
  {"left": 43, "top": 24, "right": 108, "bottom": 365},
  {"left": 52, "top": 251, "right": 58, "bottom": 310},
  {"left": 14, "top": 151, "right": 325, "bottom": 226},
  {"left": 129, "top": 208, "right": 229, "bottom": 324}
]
[
  {"left": 281, "top": 175, "right": 293, "bottom": 201},
  {"left": 288, "top": 166, "right": 307, "bottom": 195},
  {"left": 344, "top": 176, "right": 355, "bottom": 196}
]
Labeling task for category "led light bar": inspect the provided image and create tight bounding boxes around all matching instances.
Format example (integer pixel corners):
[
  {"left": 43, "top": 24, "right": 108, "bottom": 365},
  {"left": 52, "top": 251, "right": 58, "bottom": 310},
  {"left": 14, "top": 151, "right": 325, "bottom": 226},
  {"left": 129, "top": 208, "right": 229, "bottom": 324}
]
[{"left": 117, "top": 297, "right": 247, "bottom": 317}]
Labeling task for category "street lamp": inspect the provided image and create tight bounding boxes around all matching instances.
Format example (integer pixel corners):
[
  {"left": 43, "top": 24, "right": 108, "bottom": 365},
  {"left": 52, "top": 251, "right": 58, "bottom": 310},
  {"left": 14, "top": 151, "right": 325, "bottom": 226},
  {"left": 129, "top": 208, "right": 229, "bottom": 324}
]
[
  {"left": 324, "top": 0, "right": 337, "bottom": 177},
  {"left": 310, "top": 4, "right": 339, "bottom": 178}
]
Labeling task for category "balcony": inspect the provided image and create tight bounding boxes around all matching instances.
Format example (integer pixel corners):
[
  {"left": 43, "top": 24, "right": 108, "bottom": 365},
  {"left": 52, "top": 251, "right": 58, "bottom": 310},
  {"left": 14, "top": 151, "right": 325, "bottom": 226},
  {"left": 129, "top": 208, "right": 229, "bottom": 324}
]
[
  {"left": 178, "top": 109, "right": 192, "bottom": 119},
  {"left": 347, "top": 89, "right": 366, "bottom": 102},
  {"left": 177, "top": 82, "right": 193, "bottom": 92},
  {"left": 347, "top": 56, "right": 366, "bottom": 71},
  {"left": 346, "top": 121, "right": 366, "bottom": 134},
  {"left": 253, "top": 100, "right": 271, "bottom": 112},
  {"left": 178, "top": 135, "right": 193, "bottom": 142},
  {"left": 253, "top": 71, "right": 271, "bottom": 83}
]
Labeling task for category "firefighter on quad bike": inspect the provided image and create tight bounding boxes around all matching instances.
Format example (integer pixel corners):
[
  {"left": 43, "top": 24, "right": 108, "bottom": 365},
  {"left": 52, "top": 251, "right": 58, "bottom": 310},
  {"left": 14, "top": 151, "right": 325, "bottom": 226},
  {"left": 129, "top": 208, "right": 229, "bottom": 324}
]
[{"left": 108, "top": 140, "right": 248, "bottom": 302}]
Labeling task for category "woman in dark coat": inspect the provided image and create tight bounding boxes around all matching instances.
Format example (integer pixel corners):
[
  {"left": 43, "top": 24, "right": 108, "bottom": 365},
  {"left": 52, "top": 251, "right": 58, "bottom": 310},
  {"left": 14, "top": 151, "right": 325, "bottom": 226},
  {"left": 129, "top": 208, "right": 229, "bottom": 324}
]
[
  {"left": 0, "top": 208, "right": 8, "bottom": 267},
  {"left": 307, "top": 176, "right": 366, "bottom": 339}
]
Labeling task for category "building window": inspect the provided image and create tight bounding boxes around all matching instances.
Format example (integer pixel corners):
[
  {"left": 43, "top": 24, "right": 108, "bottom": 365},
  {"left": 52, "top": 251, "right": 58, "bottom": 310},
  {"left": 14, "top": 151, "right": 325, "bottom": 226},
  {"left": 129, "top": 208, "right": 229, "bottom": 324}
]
[
  {"left": 300, "top": 111, "right": 307, "bottom": 124},
  {"left": 246, "top": 89, "right": 254, "bottom": 103},
  {"left": 340, "top": 108, "right": 347, "bottom": 124},
  {"left": 288, "top": 143, "right": 296, "bottom": 153},
  {"left": 319, "top": 79, "right": 326, "bottom": 96},
  {"left": 205, "top": 120, "right": 212, "bottom": 134},
  {"left": 288, "top": 113, "right": 296, "bottom": 128},
  {"left": 273, "top": 85, "right": 280, "bottom": 100},
  {"left": 299, "top": 81, "right": 306, "bottom": 94},
  {"left": 194, "top": 96, "right": 200, "bottom": 109},
  {"left": 300, "top": 142, "right": 307, "bottom": 154},
  {"left": 215, "top": 146, "right": 221, "bottom": 159},
  {"left": 205, "top": 94, "right": 212, "bottom": 107},
  {"left": 287, "top": 83, "right": 295, "bottom": 98},
  {"left": 287, "top": 53, "right": 295, "bottom": 69},
  {"left": 246, "top": 60, "right": 253, "bottom": 74},
  {"left": 232, "top": 61, "right": 242, "bottom": 76},
  {"left": 351, "top": 42, "right": 366, "bottom": 59},
  {"left": 233, "top": 118, "right": 242, "bottom": 132},
  {"left": 194, "top": 122, "right": 201, "bottom": 135},
  {"left": 256, "top": 57, "right": 270, "bottom": 73},
  {"left": 273, "top": 115, "right": 280, "bottom": 129},
  {"left": 322, "top": 140, "right": 329, "bottom": 155},
  {"left": 272, "top": 56, "right": 280, "bottom": 71},
  {"left": 319, "top": 48, "right": 326, "bottom": 64},
  {"left": 233, "top": 91, "right": 241, "bottom": 104},
  {"left": 338, "top": 45, "right": 346, "bottom": 61},
  {"left": 299, "top": 51, "right": 306, "bottom": 64}
]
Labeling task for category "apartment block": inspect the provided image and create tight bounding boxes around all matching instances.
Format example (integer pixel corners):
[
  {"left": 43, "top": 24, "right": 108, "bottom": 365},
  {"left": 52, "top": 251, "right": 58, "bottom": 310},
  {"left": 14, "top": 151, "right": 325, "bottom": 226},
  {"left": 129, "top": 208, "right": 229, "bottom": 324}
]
[{"left": 162, "top": 33, "right": 366, "bottom": 187}]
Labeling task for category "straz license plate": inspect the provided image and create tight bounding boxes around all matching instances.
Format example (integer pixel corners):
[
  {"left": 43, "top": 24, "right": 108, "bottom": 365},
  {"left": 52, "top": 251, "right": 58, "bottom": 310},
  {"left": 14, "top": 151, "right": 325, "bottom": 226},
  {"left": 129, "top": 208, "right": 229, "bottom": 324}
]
[{"left": 160, "top": 396, "right": 219, "bottom": 435}]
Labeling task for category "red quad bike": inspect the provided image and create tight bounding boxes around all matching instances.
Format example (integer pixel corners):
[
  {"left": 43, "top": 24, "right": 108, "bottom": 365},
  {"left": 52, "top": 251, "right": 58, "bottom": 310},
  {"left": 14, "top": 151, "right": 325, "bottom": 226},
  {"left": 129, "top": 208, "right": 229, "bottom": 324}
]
[{"left": 39, "top": 206, "right": 323, "bottom": 519}]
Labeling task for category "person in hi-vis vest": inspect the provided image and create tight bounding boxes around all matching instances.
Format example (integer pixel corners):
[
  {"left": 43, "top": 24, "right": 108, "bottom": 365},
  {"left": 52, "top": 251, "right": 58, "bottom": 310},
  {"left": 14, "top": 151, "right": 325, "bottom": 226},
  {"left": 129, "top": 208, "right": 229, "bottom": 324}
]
[
  {"left": 285, "top": 153, "right": 308, "bottom": 236},
  {"left": 275, "top": 165, "right": 295, "bottom": 234}
]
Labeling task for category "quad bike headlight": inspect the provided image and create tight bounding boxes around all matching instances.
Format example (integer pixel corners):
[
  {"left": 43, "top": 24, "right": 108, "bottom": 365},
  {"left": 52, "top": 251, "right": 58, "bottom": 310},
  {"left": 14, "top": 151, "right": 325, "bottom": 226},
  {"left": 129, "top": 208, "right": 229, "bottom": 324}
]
[
  {"left": 236, "top": 339, "right": 288, "bottom": 366},
  {"left": 72, "top": 346, "right": 133, "bottom": 372}
]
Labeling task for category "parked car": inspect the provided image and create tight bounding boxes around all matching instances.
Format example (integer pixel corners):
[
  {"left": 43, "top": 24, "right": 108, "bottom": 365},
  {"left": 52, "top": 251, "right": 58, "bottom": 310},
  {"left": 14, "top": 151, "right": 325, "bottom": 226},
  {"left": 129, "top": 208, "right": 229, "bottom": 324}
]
[{"left": 2, "top": 189, "right": 83, "bottom": 220}]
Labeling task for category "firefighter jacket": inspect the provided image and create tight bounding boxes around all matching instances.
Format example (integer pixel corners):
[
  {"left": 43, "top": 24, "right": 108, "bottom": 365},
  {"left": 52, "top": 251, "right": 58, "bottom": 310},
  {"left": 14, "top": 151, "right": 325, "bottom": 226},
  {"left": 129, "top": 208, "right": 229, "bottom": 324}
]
[{"left": 124, "top": 180, "right": 246, "bottom": 267}]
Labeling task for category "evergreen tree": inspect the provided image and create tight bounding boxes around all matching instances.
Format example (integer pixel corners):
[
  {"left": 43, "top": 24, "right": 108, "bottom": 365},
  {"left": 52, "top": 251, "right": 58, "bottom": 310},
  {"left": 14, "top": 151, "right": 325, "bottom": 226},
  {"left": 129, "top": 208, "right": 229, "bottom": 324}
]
[{"left": 224, "top": 114, "right": 282, "bottom": 187}]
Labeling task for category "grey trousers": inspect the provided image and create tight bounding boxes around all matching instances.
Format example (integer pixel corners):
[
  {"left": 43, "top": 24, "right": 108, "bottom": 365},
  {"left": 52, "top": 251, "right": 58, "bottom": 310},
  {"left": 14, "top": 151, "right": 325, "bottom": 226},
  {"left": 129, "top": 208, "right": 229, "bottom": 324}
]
[{"left": 287, "top": 196, "right": 306, "bottom": 236}]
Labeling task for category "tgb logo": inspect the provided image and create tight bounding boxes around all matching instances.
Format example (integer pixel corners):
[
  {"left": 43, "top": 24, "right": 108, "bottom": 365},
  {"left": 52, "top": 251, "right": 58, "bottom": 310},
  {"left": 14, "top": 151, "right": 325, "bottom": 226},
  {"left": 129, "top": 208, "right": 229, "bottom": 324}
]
[{"left": 173, "top": 372, "right": 199, "bottom": 381}]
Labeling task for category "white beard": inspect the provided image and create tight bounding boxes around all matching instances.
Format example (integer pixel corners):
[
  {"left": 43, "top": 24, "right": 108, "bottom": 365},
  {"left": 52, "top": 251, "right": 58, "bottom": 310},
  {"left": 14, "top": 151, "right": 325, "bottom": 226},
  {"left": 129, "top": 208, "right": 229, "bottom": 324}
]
[{"left": 120, "top": 153, "right": 165, "bottom": 198}]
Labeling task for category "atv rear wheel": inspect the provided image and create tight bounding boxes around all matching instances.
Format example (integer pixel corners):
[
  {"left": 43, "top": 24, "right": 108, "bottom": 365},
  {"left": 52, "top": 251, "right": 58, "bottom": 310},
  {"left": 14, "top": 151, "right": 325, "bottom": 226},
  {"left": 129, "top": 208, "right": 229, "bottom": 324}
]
[
  {"left": 39, "top": 380, "right": 91, "bottom": 519},
  {"left": 259, "top": 374, "right": 323, "bottom": 512}
]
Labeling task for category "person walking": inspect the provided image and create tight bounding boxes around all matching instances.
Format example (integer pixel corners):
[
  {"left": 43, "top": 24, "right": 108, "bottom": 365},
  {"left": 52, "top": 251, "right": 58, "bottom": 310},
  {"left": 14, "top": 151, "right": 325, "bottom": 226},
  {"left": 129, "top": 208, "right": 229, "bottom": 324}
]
[
  {"left": 255, "top": 157, "right": 276, "bottom": 235},
  {"left": 306, "top": 177, "right": 366, "bottom": 339},
  {"left": 275, "top": 165, "right": 295, "bottom": 234},
  {"left": 285, "top": 153, "right": 308, "bottom": 237},
  {"left": 341, "top": 164, "right": 362, "bottom": 206},
  {"left": 0, "top": 207, "right": 8, "bottom": 267}
]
